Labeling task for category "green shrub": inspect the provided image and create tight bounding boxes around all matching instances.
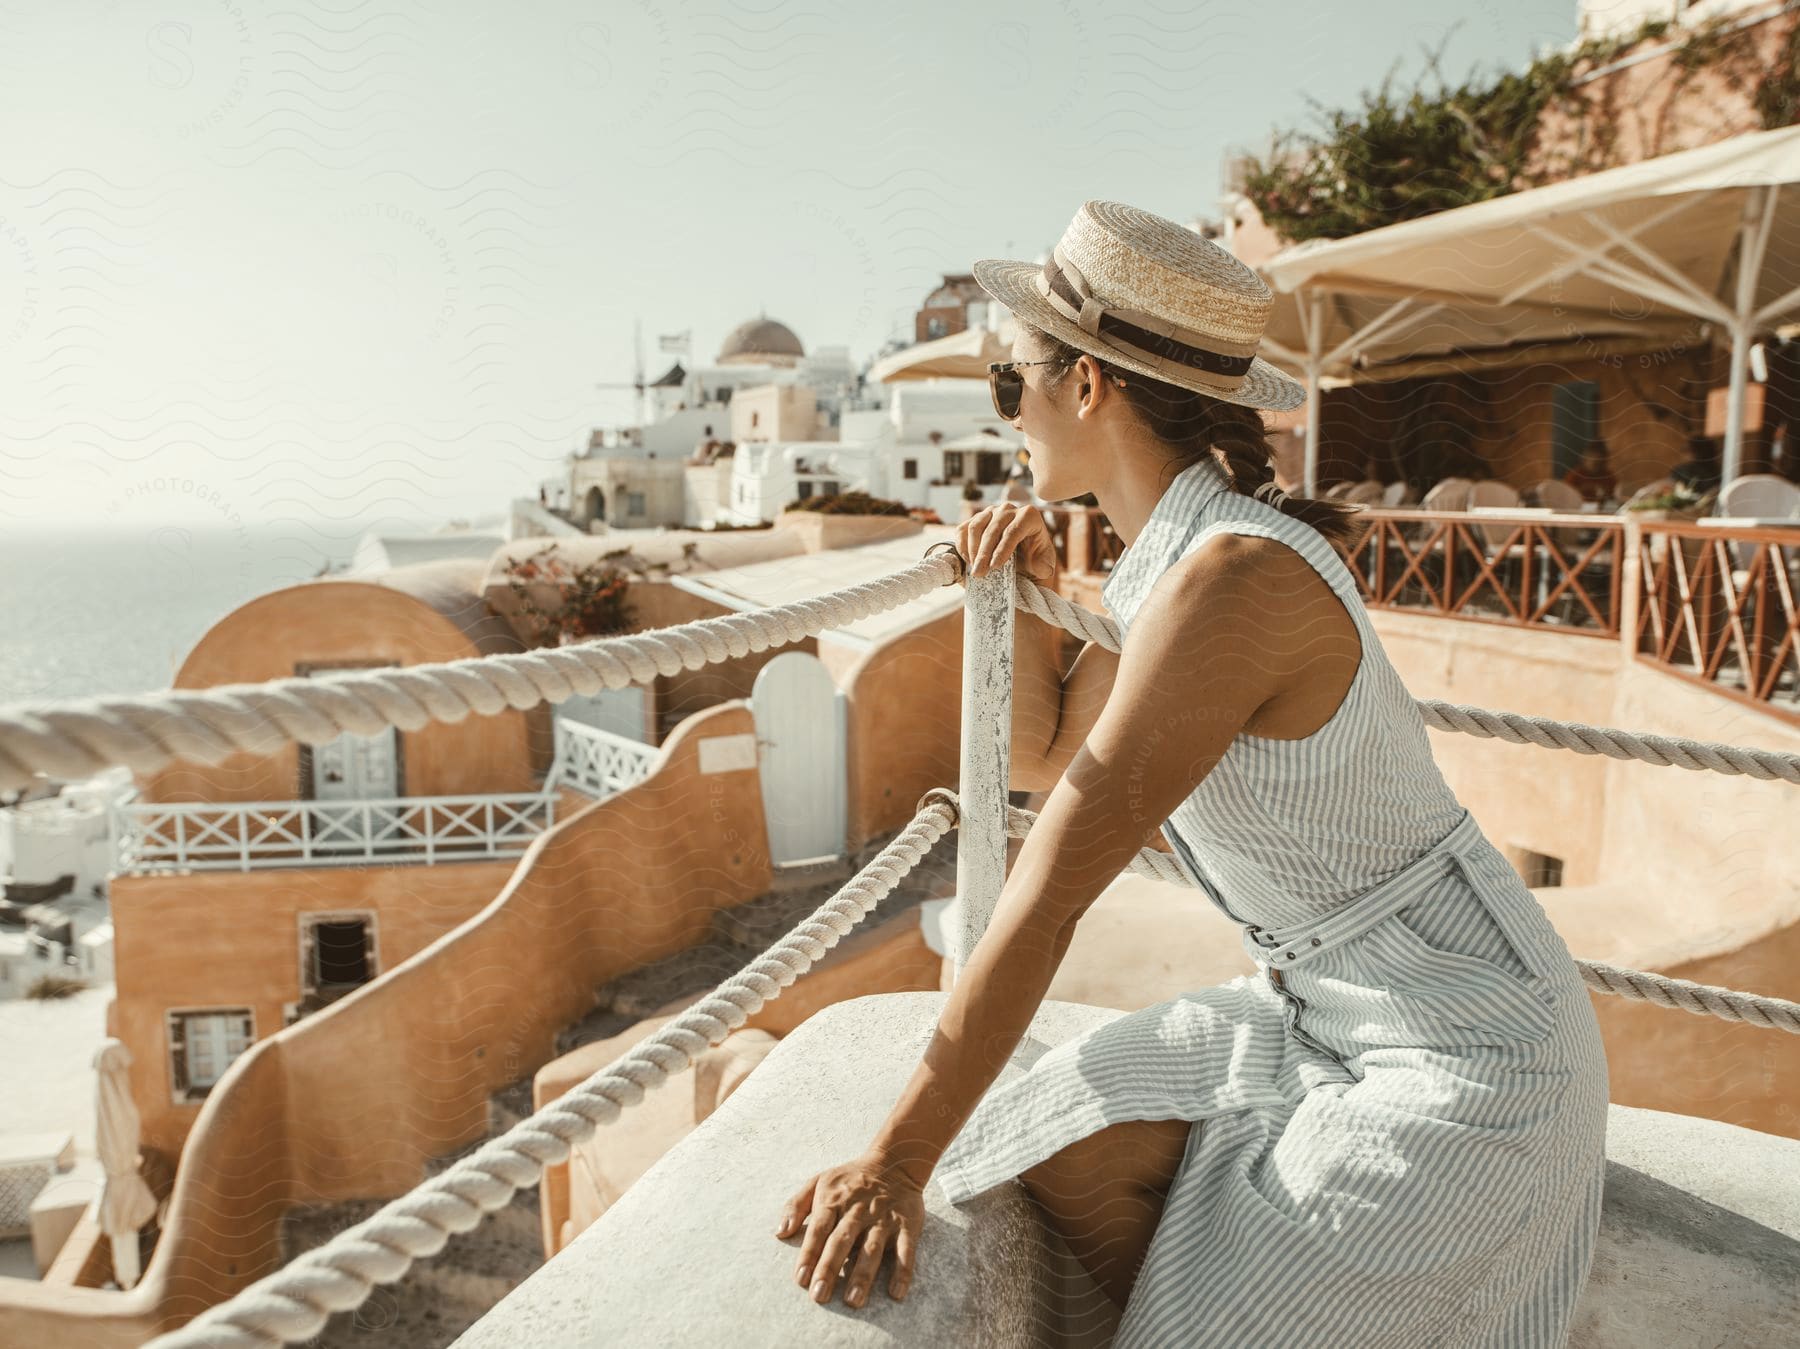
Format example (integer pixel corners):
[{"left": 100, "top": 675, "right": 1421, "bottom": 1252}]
[{"left": 1241, "top": 16, "right": 1783, "bottom": 243}]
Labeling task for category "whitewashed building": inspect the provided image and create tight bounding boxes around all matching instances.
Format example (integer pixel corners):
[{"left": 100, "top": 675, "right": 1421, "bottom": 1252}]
[
  {"left": 723, "top": 380, "right": 1025, "bottom": 524},
  {"left": 571, "top": 319, "right": 880, "bottom": 529}
]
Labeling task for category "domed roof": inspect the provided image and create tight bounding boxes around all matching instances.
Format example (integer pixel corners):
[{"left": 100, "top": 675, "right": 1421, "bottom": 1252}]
[{"left": 717, "top": 316, "right": 804, "bottom": 366}]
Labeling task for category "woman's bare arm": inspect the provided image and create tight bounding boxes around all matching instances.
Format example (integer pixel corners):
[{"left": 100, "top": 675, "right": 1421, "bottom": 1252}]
[
  {"left": 1034, "top": 634, "right": 1122, "bottom": 791},
  {"left": 783, "top": 534, "right": 1316, "bottom": 1307},
  {"left": 860, "top": 533, "right": 1289, "bottom": 1186}
]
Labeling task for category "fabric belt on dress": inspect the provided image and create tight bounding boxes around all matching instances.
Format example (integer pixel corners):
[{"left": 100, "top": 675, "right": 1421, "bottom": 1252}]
[{"left": 1240, "top": 808, "right": 1484, "bottom": 975}]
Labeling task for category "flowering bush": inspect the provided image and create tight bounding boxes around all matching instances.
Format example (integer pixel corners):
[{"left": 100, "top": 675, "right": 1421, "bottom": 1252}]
[{"left": 499, "top": 542, "right": 635, "bottom": 643}]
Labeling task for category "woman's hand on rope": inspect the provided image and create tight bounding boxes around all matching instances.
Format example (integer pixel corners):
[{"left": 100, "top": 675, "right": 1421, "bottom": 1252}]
[
  {"left": 957, "top": 501, "right": 1057, "bottom": 587},
  {"left": 776, "top": 1152, "right": 924, "bottom": 1308}
]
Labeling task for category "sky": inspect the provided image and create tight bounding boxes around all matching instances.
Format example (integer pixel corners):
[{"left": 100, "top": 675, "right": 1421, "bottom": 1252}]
[{"left": 0, "top": 0, "right": 1578, "bottom": 544}]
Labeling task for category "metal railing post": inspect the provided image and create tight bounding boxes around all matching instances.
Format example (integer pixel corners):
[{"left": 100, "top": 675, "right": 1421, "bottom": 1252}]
[{"left": 950, "top": 555, "right": 1015, "bottom": 980}]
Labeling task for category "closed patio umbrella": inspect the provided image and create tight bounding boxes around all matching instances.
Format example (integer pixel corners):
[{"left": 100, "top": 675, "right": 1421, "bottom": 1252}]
[
  {"left": 868, "top": 324, "right": 1013, "bottom": 383},
  {"left": 93, "top": 1038, "right": 156, "bottom": 1289}
]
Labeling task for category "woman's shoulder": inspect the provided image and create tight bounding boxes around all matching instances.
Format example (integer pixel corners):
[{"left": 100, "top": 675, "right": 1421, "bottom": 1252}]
[
  {"left": 1180, "top": 510, "right": 1350, "bottom": 588},
  {"left": 1154, "top": 526, "right": 1348, "bottom": 636}
]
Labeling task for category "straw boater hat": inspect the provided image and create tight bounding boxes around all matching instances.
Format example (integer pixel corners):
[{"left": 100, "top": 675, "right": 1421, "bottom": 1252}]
[{"left": 974, "top": 199, "right": 1306, "bottom": 413}]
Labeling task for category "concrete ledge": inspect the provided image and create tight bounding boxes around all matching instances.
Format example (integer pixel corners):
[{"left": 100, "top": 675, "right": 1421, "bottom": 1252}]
[{"left": 453, "top": 992, "right": 1800, "bottom": 1348}]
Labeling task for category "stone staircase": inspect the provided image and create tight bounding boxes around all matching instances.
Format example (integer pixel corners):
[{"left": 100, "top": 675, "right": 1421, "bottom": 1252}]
[
  {"left": 558, "top": 840, "right": 958, "bottom": 1052},
  {"left": 278, "top": 1082, "right": 544, "bottom": 1348},
  {"left": 275, "top": 840, "right": 957, "bottom": 1346}
]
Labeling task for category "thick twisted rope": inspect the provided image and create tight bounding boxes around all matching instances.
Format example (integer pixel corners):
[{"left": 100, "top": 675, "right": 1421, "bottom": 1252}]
[
  {"left": 0, "top": 553, "right": 958, "bottom": 794},
  {"left": 147, "top": 800, "right": 957, "bottom": 1349},
  {"left": 992, "top": 796, "right": 1800, "bottom": 1036},
  {"left": 1576, "top": 961, "right": 1800, "bottom": 1034},
  {"left": 6, "top": 553, "right": 1794, "bottom": 792},
  {"left": 1012, "top": 573, "right": 1800, "bottom": 784},
  {"left": 1412, "top": 701, "right": 1800, "bottom": 782}
]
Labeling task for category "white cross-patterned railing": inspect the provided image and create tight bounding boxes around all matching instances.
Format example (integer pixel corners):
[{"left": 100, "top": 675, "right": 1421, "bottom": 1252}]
[
  {"left": 547, "top": 718, "right": 660, "bottom": 799},
  {"left": 109, "top": 721, "right": 658, "bottom": 873},
  {"left": 113, "top": 792, "right": 562, "bottom": 873}
]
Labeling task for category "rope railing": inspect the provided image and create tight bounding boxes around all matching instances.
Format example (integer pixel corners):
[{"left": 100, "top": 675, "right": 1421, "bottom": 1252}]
[
  {"left": 1575, "top": 961, "right": 1800, "bottom": 1034},
  {"left": 87, "top": 543, "right": 1792, "bottom": 1345},
  {"left": 0, "top": 553, "right": 959, "bottom": 795},
  {"left": 138, "top": 774, "right": 1800, "bottom": 1345},
  {"left": 145, "top": 797, "right": 958, "bottom": 1349},
  {"left": 992, "top": 795, "right": 1800, "bottom": 1036},
  {"left": 0, "top": 549, "right": 1794, "bottom": 793},
  {"left": 1007, "top": 570, "right": 1800, "bottom": 784}
]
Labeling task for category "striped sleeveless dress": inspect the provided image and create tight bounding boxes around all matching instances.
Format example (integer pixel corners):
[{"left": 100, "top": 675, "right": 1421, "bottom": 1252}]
[{"left": 932, "top": 453, "right": 1610, "bottom": 1347}]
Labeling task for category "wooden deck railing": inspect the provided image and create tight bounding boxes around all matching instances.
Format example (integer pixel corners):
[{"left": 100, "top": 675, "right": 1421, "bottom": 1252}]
[
  {"left": 1338, "top": 509, "right": 1625, "bottom": 637},
  {"left": 1633, "top": 520, "right": 1800, "bottom": 717},
  {"left": 1042, "top": 506, "right": 1123, "bottom": 575},
  {"left": 1041, "top": 500, "right": 1798, "bottom": 722}
]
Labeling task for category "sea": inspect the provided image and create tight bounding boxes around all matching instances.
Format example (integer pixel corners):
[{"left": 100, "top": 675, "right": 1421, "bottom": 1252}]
[{"left": 0, "top": 524, "right": 356, "bottom": 705}]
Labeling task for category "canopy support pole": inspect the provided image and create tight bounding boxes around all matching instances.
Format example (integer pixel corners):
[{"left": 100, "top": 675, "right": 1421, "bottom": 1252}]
[
  {"left": 1302, "top": 290, "right": 1324, "bottom": 497},
  {"left": 1724, "top": 322, "right": 1753, "bottom": 488},
  {"left": 1724, "top": 186, "right": 1778, "bottom": 486}
]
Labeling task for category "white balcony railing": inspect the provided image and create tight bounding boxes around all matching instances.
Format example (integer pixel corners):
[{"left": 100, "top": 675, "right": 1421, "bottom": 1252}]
[
  {"left": 546, "top": 719, "right": 660, "bottom": 799},
  {"left": 114, "top": 792, "right": 563, "bottom": 872},
  {"left": 111, "top": 719, "right": 659, "bottom": 873}
]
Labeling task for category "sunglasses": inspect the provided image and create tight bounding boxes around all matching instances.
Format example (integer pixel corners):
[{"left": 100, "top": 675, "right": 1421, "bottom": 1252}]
[
  {"left": 987, "top": 360, "right": 1057, "bottom": 420},
  {"left": 987, "top": 359, "right": 1127, "bottom": 421}
]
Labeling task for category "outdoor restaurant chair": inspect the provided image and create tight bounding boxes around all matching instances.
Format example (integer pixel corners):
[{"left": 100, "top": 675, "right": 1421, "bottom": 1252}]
[
  {"left": 1380, "top": 480, "right": 1417, "bottom": 507},
  {"left": 1324, "top": 480, "right": 1356, "bottom": 499},
  {"left": 1366, "top": 477, "right": 1473, "bottom": 608},
  {"left": 1714, "top": 472, "right": 1800, "bottom": 573},
  {"left": 1343, "top": 479, "right": 1386, "bottom": 505},
  {"left": 1718, "top": 472, "right": 1800, "bottom": 520},
  {"left": 1525, "top": 478, "right": 1585, "bottom": 513},
  {"left": 1465, "top": 480, "right": 1522, "bottom": 549},
  {"left": 1468, "top": 479, "right": 1613, "bottom": 627},
  {"left": 1419, "top": 476, "right": 1474, "bottom": 513},
  {"left": 1462, "top": 480, "right": 1563, "bottom": 622}
]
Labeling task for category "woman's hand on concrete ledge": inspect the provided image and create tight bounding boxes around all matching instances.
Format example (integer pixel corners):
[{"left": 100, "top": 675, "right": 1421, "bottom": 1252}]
[{"left": 776, "top": 1151, "right": 925, "bottom": 1309}]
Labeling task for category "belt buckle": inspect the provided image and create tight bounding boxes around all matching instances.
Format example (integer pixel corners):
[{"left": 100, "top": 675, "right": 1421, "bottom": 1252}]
[{"left": 1245, "top": 924, "right": 1285, "bottom": 988}]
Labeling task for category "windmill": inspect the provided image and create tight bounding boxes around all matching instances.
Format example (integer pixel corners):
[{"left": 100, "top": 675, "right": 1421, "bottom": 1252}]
[
  {"left": 593, "top": 319, "right": 651, "bottom": 429},
  {"left": 594, "top": 321, "right": 694, "bottom": 432}
]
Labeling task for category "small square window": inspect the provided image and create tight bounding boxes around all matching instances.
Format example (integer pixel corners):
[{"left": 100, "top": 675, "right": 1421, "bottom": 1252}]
[
  {"left": 903, "top": 458, "right": 918, "bottom": 480},
  {"left": 1520, "top": 850, "right": 1564, "bottom": 888},
  {"left": 169, "top": 1008, "right": 255, "bottom": 1103},
  {"left": 627, "top": 491, "right": 647, "bottom": 516}
]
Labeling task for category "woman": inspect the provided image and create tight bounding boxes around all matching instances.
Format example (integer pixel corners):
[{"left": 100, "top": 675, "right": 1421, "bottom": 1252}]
[
  {"left": 1562, "top": 438, "right": 1618, "bottom": 504},
  {"left": 775, "top": 202, "right": 1609, "bottom": 1345}
]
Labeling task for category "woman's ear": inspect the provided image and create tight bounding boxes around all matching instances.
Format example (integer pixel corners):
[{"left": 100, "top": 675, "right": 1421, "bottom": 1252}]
[{"left": 1075, "top": 354, "right": 1103, "bottom": 414}]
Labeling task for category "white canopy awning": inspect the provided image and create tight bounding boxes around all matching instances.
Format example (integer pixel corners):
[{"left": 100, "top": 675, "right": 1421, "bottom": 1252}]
[{"left": 1258, "top": 124, "right": 1800, "bottom": 491}]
